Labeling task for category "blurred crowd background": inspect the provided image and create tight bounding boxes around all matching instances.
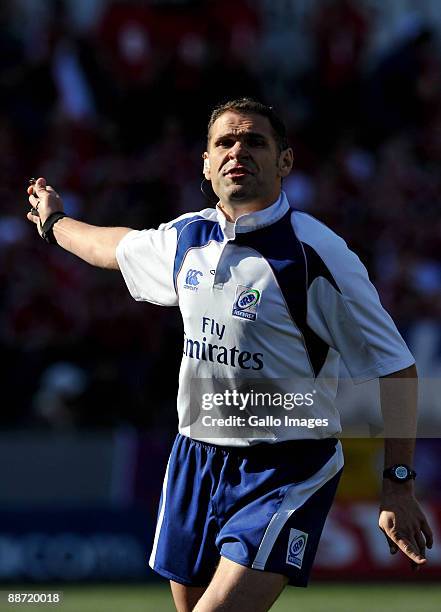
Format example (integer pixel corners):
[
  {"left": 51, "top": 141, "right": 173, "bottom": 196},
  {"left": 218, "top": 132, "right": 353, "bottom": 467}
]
[{"left": 1, "top": 0, "right": 441, "bottom": 574}]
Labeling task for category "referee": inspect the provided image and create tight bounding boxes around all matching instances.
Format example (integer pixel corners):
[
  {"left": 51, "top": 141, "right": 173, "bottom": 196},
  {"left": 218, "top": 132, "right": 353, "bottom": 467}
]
[{"left": 26, "top": 98, "right": 433, "bottom": 612}]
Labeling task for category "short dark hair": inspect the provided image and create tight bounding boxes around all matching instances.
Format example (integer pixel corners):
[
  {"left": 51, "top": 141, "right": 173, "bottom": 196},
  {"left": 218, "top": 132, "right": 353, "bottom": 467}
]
[{"left": 207, "top": 97, "right": 289, "bottom": 153}]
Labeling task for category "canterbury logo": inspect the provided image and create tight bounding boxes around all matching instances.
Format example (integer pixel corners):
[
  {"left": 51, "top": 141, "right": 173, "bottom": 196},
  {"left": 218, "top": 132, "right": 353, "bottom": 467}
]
[{"left": 185, "top": 269, "right": 203, "bottom": 286}]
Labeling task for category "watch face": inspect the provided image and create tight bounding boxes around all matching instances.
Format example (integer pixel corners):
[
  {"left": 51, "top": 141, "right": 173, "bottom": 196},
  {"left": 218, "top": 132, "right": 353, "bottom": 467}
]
[{"left": 394, "top": 466, "right": 408, "bottom": 480}]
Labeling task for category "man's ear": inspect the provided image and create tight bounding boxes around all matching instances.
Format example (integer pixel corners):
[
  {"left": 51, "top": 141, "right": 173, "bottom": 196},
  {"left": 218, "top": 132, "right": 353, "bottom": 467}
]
[
  {"left": 203, "top": 153, "right": 211, "bottom": 180},
  {"left": 278, "top": 148, "right": 294, "bottom": 178}
]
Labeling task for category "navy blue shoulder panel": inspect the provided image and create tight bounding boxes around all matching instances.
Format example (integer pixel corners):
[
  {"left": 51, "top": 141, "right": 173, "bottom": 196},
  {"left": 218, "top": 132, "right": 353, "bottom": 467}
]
[
  {"left": 172, "top": 215, "right": 223, "bottom": 289},
  {"left": 301, "top": 242, "right": 341, "bottom": 292},
  {"left": 233, "top": 210, "right": 331, "bottom": 377}
]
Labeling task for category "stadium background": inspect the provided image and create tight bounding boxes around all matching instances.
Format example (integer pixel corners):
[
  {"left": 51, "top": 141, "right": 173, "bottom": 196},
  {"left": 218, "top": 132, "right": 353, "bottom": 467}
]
[{"left": 1, "top": 0, "right": 441, "bottom": 609}]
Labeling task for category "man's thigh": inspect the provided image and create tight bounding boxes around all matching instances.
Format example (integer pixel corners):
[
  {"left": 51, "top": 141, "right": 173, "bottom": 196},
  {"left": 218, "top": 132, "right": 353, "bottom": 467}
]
[{"left": 193, "top": 557, "right": 288, "bottom": 612}]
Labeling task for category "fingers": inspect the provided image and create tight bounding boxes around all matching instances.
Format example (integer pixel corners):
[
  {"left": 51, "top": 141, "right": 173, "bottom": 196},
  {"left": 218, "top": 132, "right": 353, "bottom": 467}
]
[
  {"left": 27, "top": 177, "right": 48, "bottom": 199},
  {"left": 407, "top": 533, "right": 425, "bottom": 571},
  {"left": 380, "top": 517, "right": 428, "bottom": 566},
  {"left": 414, "top": 530, "right": 427, "bottom": 562},
  {"left": 34, "top": 177, "right": 47, "bottom": 194},
  {"left": 421, "top": 518, "right": 434, "bottom": 549},
  {"left": 382, "top": 530, "right": 398, "bottom": 554},
  {"left": 26, "top": 210, "right": 41, "bottom": 229},
  {"left": 26, "top": 178, "right": 42, "bottom": 226},
  {"left": 28, "top": 193, "right": 40, "bottom": 216},
  {"left": 381, "top": 528, "right": 396, "bottom": 555},
  {"left": 393, "top": 532, "right": 427, "bottom": 565},
  {"left": 27, "top": 194, "right": 40, "bottom": 223},
  {"left": 29, "top": 179, "right": 58, "bottom": 199}
]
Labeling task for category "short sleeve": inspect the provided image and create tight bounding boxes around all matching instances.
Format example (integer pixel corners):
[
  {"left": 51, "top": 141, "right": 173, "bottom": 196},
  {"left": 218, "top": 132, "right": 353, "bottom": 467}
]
[
  {"left": 295, "top": 213, "right": 415, "bottom": 381},
  {"left": 116, "top": 227, "right": 178, "bottom": 306}
]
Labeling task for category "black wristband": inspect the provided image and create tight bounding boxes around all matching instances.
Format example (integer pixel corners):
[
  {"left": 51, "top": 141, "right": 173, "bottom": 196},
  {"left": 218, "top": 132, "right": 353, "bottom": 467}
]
[{"left": 40, "top": 212, "right": 67, "bottom": 244}]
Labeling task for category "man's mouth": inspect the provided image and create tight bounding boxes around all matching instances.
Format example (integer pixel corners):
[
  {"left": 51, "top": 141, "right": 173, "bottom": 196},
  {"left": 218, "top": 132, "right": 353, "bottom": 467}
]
[{"left": 224, "top": 166, "right": 253, "bottom": 178}]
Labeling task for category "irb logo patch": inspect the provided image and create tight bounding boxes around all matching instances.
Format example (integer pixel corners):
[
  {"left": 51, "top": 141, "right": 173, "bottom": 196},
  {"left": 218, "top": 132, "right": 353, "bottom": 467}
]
[
  {"left": 232, "top": 285, "right": 261, "bottom": 321},
  {"left": 286, "top": 528, "right": 308, "bottom": 568}
]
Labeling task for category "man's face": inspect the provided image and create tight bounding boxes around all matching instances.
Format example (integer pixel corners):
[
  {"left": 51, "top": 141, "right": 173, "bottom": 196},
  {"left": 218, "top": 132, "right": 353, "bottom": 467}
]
[{"left": 204, "top": 111, "right": 292, "bottom": 206}]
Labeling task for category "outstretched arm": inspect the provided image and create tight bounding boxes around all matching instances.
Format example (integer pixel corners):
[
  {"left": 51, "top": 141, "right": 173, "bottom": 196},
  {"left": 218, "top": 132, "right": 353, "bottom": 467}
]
[
  {"left": 26, "top": 177, "right": 132, "bottom": 269},
  {"left": 378, "top": 364, "right": 434, "bottom": 569}
]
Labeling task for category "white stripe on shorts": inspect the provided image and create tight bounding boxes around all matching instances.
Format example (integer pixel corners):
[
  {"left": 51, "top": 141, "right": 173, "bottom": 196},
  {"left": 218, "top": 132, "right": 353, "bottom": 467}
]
[
  {"left": 149, "top": 457, "right": 171, "bottom": 568},
  {"left": 251, "top": 440, "right": 344, "bottom": 570}
]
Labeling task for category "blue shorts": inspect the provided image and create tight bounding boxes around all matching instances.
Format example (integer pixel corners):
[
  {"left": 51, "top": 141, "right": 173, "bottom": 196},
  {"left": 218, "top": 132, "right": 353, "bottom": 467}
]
[{"left": 149, "top": 434, "right": 343, "bottom": 587}]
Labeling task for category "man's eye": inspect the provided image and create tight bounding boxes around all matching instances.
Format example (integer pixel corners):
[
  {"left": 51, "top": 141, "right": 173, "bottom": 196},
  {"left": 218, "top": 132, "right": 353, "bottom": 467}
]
[{"left": 217, "top": 140, "right": 234, "bottom": 148}]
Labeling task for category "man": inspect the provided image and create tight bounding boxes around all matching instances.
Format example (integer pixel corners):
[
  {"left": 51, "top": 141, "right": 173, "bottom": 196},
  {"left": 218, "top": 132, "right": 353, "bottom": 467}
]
[{"left": 26, "top": 98, "right": 432, "bottom": 612}]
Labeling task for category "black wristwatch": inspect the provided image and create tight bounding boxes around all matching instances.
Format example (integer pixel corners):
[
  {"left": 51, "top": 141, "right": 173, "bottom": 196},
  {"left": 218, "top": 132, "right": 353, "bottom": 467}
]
[{"left": 383, "top": 464, "right": 416, "bottom": 483}]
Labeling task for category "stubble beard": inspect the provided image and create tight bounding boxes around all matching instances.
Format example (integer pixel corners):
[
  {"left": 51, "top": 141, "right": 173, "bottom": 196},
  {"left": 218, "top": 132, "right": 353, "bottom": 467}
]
[
  {"left": 228, "top": 186, "right": 257, "bottom": 202},
  {"left": 221, "top": 177, "right": 260, "bottom": 204}
]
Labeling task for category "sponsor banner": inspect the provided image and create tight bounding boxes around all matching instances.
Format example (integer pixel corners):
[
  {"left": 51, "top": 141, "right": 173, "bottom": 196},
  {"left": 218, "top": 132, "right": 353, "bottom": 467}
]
[
  {"left": 314, "top": 501, "right": 441, "bottom": 579},
  {"left": 0, "top": 507, "right": 155, "bottom": 582}
]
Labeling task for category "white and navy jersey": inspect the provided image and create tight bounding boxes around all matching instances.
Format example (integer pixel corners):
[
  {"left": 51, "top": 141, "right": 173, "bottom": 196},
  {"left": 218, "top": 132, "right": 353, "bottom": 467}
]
[{"left": 116, "top": 192, "right": 415, "bottom": 445}]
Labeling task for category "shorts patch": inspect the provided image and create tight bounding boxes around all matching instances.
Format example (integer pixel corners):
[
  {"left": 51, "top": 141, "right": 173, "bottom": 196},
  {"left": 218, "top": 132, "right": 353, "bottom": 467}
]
[{"left": 286, "top": 529, "right": 308, "bottom": 568}]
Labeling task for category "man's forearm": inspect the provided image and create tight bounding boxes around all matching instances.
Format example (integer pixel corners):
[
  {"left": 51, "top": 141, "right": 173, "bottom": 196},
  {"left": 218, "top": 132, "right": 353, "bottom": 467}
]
[
  {"left": 384, "top": 438, "right": 415, "bottom": 468},
  {"left": 380, "top": 364, "right": 418, "bottom": 493},
  {"left": 52, "top": 217, "right": 132, "bottom": 269}
]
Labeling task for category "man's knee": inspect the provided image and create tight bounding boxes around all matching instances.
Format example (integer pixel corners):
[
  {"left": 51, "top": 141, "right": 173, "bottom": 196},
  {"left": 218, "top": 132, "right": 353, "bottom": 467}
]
[
  {"left": 193, "top": 557, "right": 288, "bottom": 612},
  {"left": 170, "top": 581, "right": 206, "bottom": 612}
]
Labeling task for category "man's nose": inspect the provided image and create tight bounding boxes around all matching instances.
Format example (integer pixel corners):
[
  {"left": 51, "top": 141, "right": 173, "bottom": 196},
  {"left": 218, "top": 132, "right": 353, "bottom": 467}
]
[{"left": 228, "top": 141, "right": 249, "bottom": 159}]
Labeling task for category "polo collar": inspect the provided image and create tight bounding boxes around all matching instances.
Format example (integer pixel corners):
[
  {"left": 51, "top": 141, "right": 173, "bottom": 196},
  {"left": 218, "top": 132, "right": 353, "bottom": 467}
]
[{"left": 216, "top": 192, "right": 290, "bottom": 238}]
